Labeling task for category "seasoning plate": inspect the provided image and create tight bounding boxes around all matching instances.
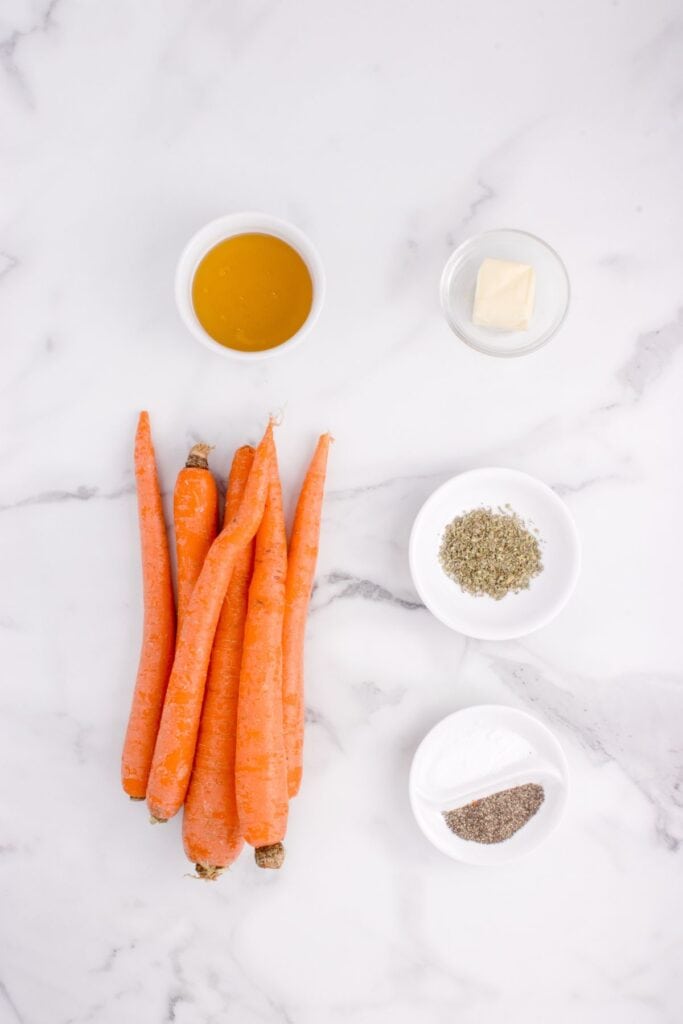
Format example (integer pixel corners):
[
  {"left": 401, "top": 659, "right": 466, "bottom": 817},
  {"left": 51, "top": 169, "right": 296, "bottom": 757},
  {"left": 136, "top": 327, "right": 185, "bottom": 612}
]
[
  {"left": 409, "top": 467, "right": 580, "bottom": 640},
  {"left": 440, "top": 229, "right": 570, "bottom": 357},
  {"left": 409, "top": 706, "right": 569, "bottom": 866}
]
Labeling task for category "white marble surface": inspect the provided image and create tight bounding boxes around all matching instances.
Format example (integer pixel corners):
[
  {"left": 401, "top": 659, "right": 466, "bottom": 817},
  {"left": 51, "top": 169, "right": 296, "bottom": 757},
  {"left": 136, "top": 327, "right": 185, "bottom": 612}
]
[{"left": 1, "top": 1, "right": 682, "bottom": 1021}]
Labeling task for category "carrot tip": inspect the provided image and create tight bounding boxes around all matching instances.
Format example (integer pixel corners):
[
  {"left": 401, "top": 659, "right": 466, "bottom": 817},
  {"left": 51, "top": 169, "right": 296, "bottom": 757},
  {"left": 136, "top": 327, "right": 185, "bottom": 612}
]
[
  {"left": 195, "top": 863, "right": 224, "bottom": 881},
  {"left": 254, "top": 843, "right": 286, "bottom": 870},
  {"left": 149, "top": 814, "right": 167, "bottom": 825},
  {"left": 129, "top": 796, "right": 145, "bottom": 802}
]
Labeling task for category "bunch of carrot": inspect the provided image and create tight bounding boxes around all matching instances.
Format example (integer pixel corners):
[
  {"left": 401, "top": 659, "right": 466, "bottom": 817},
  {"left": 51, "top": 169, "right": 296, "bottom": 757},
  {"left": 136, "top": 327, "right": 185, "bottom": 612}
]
[{"left": 121, "top": 412, "right": 331, "bottom": 876}]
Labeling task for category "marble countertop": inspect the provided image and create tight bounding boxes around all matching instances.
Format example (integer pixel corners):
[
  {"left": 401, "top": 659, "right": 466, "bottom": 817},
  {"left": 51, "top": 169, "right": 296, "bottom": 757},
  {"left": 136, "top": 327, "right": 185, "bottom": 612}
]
[{"left": 1, "top": 1, "right": 682, "bottom": 1021}]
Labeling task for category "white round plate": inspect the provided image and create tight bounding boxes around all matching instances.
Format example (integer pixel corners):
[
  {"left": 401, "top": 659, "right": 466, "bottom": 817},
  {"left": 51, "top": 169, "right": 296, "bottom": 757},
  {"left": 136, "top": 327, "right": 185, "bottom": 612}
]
[
  {"left": 409, "top": 468, "right": 580, "bottom": 640},
  {"left": 440, "top": 229, "right": 570, "bottom": 357},
  {"left": 409, "top": 706, "right": 569, "bottom": 866}
]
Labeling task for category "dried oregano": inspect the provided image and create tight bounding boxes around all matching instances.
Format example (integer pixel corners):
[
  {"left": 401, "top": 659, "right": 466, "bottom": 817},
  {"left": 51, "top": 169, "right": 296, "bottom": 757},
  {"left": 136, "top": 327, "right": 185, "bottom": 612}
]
[{"left": 439, "top": 506, "right": 542, "bottom": 600}]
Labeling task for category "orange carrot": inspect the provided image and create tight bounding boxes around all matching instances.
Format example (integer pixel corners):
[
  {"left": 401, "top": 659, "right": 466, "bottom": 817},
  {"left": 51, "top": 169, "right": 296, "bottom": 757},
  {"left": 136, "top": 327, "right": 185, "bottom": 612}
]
[
  {"left": 235, "top": 457, "right": 289, "bottom": 868},
  {"left": 282, "top": 434, "right": 331, "bottom": 798},
  {"left": 174, "top": 444, "right": 218, "bottom": 630},
  {"left": 121, "top": 412, "right": 176, "bottom": 799},
  {"left": 147, "top": 421, "right": 275, "bottom": 822},
  {"left": 182, "top": 446, "right": 255, "bottom": 878}
]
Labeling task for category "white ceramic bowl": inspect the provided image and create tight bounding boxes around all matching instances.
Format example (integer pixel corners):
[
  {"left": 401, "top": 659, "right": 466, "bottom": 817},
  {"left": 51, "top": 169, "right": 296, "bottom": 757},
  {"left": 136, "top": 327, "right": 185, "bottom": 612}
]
[
  {"left": 175, "top": 212, "right": 325, "bottom": 361},
  {"left": 409, "top": 468, "right": 580, "bottom": 640},
  {"left": 440, "top": 229, "right": 570, "bottom": 357},
  {"left": 409, "top": 705, "right": 569, "bottom": 865}
]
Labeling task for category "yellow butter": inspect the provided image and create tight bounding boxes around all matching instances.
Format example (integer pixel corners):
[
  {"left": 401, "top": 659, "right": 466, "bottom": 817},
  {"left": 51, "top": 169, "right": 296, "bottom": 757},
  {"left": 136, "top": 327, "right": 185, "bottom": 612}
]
[{"left": 472, "top": 258, "right": 536, "bottom": 331}]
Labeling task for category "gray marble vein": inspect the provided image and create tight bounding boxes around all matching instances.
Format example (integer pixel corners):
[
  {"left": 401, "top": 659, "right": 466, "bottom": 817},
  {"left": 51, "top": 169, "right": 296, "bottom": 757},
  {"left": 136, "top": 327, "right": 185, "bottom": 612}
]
[
  {"left": 617, "top": 309, "right": 683, "bottom": 399},
  {"left": 0, "top": 251, "right": 19, "bottom": 281},
  {"left": 314, "top": 571, "right": 424, "bottom": 612},
  {"left": 0, "top": 483, "right": 135, "bottom": 513},
  {"left": 0, "top": 977, "right": 23, "bottom": 1024},
  {"left": 488, "top": 655, "right": 683, "bottom": 851},
  {"left": 455, "top": 177, "right": 495, "bottom": 233},
  {"left": 90, "top": 946, "right": 128, "bottom": 976},
  {"left": 0, "top": 0, "right": 62, "bottom": 104},
  {"left": 305, "top": 705, "right": 343, "bottom": 750},
  {"left": 328, "top": 472, "right": 442, "bottom": 503},
  {"left": 353, "top": 679, "right": 406, "bottom": 714},
  {"left": 552, "top": 473, "right": 625, "bottom": 497}
]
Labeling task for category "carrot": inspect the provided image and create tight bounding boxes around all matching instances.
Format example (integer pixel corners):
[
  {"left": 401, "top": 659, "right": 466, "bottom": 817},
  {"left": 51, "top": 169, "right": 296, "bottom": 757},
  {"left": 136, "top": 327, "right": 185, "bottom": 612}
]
[
  {"left": 282, "top": 434, "right": 331, "bottom": 798},
  {"left": 174, "top": 444, "right": 218, "bottom": 630},
  {"left": 147, "top": 420, "right": 275, "bottom": 822},
  {"left": 121, "top": 412, "right": 176, "bottom": 799},
  {"left": 235, "top": 457, "right": 289, "bottom": 868},
  {"left": 182, "top": 446, "right": 255, "bottom": 878}
]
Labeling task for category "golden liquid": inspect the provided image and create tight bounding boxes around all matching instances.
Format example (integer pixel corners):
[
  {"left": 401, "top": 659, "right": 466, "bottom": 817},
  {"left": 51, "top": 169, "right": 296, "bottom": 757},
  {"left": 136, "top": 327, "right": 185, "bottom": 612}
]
[{"left": 192, "top": 233, "right": 314, "bottom": 352}]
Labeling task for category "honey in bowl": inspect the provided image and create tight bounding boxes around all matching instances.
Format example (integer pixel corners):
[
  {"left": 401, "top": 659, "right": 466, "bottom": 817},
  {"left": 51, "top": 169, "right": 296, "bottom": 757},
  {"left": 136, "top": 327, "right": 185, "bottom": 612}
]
[{"left": 191, "top": 233, "right": 314, "bottom": 353}]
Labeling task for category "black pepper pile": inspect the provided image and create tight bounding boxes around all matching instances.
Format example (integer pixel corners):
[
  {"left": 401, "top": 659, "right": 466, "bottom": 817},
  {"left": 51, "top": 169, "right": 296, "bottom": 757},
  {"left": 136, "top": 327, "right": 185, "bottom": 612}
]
[
  {"left": 443, "top": 783, "right": 545, "bottom": 844},
  {"left": 438, "top": 506, "right": 543, "bottom": 600}
]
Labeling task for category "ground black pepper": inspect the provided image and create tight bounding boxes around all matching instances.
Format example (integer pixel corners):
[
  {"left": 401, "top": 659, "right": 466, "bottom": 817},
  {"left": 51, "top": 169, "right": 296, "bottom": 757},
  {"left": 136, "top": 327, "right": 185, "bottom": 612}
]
[{"left": 443, "top": 783, "right": 545, "bottom": 844}]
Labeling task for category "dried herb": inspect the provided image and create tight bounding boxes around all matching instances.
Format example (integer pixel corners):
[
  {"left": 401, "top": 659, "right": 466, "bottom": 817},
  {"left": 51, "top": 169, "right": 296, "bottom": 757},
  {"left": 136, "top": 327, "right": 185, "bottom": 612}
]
[
  {"left": 438, "top": 506, "right": 542, "bottom": 599},
  {"left": 443, "top": 783, "right": 545, "bottom": 844}
]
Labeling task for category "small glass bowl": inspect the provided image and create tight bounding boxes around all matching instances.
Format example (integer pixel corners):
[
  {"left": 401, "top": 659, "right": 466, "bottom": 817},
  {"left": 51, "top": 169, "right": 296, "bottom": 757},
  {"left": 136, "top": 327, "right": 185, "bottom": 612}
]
[{"left": 439, "top": 229, "right": 570, "bottom": 357}]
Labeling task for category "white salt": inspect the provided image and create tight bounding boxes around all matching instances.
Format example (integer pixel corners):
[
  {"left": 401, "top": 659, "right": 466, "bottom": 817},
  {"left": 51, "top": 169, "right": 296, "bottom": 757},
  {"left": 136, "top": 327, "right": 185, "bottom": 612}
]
[{"left": 426, "top": 725, "right": 535, "bottom": 793}]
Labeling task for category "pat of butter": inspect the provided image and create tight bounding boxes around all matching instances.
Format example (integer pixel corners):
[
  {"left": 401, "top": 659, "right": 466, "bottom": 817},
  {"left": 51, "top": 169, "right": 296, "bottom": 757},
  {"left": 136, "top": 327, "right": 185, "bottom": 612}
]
[{"left": 472, "top": 258, "right": 536, "bottom": 331}]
